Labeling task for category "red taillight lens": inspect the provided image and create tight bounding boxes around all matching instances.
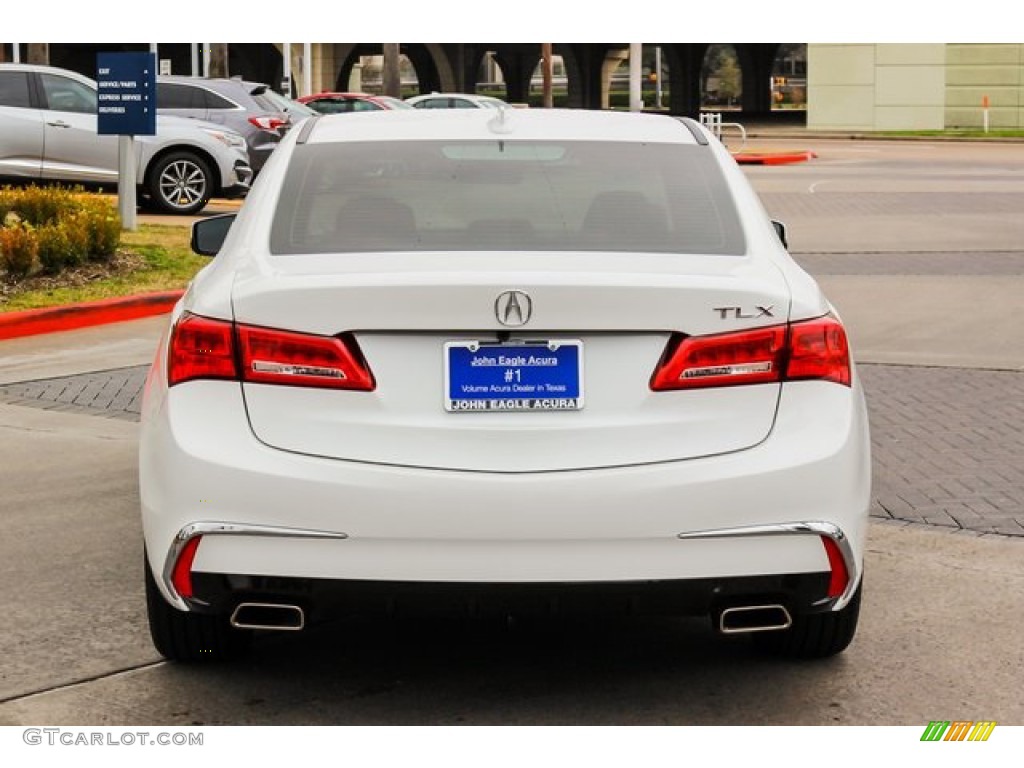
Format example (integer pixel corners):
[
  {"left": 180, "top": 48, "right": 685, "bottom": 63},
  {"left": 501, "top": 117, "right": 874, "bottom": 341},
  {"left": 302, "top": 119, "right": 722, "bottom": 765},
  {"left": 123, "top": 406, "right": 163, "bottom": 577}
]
[
  {"left": 248, "top": 116, "right": 286, "bottom": 131},
  {"left": 168, "top": 313, "right": 374, "bottom": 391},
  {"left": 786, "top": 315, "right": 851, "bottom": 386},
  {"left": 822, "top": 536, "right": 849, "bottom": 599},
  {"left": 650, "top": 326, "right": 786, "bottom": 391},
  {"left": 168, "top": 313, "right": 237, "bottom": 386},
  {"left": 171, "top": 536, "right": 202, "bottom": 599},
  {"left": 650, "top": 314, "right": 851, "bottom": 391},
  {"left": 237, "top": 326, "right": 375, "bottom": 391}
]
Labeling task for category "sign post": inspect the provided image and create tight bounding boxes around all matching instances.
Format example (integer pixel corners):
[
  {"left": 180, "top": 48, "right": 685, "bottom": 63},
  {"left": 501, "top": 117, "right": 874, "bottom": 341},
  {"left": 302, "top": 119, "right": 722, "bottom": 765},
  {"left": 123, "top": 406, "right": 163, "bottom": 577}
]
[{"left": 97, "top": 52, "right": 157, "bottom": 231}]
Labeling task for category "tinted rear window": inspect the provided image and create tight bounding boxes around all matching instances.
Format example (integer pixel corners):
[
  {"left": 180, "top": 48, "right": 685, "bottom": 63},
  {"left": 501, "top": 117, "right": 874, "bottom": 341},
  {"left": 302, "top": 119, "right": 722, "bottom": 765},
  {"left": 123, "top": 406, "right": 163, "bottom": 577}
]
[
  {"left": 270, "top": 140, "right": 745, "bottom": 256},
  {"left": 251, "top": 88, "right": 317, "bottom": 117},
  {"left": 158, "top": 83, "right": 205, "bottom": 109},
  {"left": 0, "top": 71, "right": 32, "bottom": 108}
]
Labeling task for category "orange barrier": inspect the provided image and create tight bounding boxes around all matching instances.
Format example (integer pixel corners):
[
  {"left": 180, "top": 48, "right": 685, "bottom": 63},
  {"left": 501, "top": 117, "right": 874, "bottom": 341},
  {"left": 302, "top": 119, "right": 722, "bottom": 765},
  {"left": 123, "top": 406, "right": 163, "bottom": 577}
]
[{"left": 733, "top": 150, "right": 817, "bottom": 166}]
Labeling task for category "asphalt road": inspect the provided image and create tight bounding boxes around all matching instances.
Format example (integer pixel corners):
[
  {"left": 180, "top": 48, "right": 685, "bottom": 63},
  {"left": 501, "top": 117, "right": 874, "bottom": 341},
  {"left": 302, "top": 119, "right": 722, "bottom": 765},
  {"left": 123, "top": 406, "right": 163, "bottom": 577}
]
[{"left": 0, "top": 137, "right": 1022, "bottom": 726}]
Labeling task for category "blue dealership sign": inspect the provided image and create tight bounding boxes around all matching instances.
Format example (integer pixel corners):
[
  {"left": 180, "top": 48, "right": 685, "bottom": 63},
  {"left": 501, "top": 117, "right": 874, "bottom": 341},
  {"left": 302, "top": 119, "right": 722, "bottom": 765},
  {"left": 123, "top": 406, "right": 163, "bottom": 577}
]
[{"left": 96, "top": 52, "right": 157, "bottom": 135}]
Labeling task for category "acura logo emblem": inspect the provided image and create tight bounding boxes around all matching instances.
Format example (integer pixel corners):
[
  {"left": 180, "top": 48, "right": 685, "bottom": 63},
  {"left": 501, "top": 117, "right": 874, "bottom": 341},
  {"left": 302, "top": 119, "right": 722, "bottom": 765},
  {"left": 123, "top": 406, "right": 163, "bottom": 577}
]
[{"left": 495, "top": 290, "right": 532, "bottom": 327}]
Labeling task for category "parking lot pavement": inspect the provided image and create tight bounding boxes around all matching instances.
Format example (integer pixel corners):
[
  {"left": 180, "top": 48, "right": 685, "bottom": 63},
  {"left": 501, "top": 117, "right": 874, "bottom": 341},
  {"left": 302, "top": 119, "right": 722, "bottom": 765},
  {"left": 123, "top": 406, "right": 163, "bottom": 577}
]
[
  {"left": 136, "top": 197, "right": 243, "bottom": 228},
  {"left": 0, "top": 316, "right": 166, "bottom": 386},
  {"left": 800, "top": 253, "right": 1024, "bottom": 371}
]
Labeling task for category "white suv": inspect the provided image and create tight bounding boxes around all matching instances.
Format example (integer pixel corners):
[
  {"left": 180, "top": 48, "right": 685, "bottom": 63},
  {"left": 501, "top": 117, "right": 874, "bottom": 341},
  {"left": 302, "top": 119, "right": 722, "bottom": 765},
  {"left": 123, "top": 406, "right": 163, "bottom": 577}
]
[{"left": 0, "top": 63, "right": 252, "bottom": 214}]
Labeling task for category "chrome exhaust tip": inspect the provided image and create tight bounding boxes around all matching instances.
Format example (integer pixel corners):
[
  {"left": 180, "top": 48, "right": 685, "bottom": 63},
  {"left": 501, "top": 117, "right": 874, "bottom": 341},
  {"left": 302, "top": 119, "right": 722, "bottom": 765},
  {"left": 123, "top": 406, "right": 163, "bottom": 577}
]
[
  {"left": 230, "top": 602, "right": 305, "bottom": 631},
  {"left": 718, "top": 604, "right": 792, "bottom": 634}
]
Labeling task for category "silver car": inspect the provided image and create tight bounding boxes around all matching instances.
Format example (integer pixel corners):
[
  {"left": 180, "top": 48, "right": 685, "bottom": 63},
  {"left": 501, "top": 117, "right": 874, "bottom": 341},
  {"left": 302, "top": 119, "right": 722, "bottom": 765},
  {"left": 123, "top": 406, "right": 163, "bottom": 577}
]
[
  {"left": 0, "top": 63, "right": 252, "bottom": 215},
  {"left": 157, "top": 76, "right": 317, "bottom": 174}
]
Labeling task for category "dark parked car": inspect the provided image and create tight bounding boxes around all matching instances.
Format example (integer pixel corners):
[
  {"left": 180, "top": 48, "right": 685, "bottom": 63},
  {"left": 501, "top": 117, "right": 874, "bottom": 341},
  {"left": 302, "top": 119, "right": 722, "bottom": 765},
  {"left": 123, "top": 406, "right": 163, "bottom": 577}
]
[{"left": 157, "top": 76, "right": 316, "bottom": 173}]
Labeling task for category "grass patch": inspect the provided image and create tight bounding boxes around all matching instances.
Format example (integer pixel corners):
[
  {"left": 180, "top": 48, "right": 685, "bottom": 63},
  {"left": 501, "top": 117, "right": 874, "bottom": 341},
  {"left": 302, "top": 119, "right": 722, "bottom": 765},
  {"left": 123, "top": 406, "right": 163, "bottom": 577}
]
[
  {"left": 877, "top": 129, "right": 1024, "bottom": 138},
  {"left": 0, "top": 224, "right": 206, "bottom": 312}
]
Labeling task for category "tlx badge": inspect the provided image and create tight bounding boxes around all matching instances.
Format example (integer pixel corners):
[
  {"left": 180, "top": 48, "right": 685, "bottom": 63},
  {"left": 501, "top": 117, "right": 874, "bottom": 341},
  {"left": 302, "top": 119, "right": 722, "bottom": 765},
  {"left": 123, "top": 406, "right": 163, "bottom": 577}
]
[{"left": 714, "top": 305, "right": 775, "bottom": 320}]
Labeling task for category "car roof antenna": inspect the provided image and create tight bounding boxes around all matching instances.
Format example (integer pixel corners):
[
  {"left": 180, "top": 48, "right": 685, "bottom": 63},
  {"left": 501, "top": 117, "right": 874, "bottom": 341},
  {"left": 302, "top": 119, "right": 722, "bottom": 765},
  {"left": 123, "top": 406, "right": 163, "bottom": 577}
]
[{"left": 488, "top": 106, "right": 513, "bottom": 135}]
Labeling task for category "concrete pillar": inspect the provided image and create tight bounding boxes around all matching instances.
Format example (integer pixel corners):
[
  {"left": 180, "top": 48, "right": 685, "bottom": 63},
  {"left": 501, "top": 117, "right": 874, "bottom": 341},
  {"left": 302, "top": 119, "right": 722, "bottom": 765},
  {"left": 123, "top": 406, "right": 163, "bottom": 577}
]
[
  {"left": 282, "top": 42, "right": 292, "bottom": 95},
  {"left": 302, "top": 42, "right": 312, "bottom": 97},
  {"left": 667, "top": 43, "right": 707, "bottom": 117},
  {"left": 601, "top": 48, "right": 628, "bottom": 109},
  {"left": 423, "top": 43, "right": 456, "bottom": 92},
  {"left": 310, "top": 44, "right": 334, "bottom": 94},
  {"left": 383, "top": 43, "right": 401, "bottom": 97},
  {"left": 453, "top": 44, "right": 467, "bottom": 92},
  {"left": 629, "top": 43, "right": 643, "bottom": 111},
  {"left": 496, "top": 49, "right": 533, "bottom": 104},
  {"left": 27, "top": 43, "right": 49, "bottom": 65},
  {"left": 739, "top": 43, "right": 778, "bottom": 117},
  {"left": 208, "top": 43, "right": 229, "bottom": 78}
]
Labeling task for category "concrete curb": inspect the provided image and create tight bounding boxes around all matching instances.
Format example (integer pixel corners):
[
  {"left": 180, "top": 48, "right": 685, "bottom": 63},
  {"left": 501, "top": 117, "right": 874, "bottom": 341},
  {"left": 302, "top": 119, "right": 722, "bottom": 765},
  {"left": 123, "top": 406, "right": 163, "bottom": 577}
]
[{"left": 0, "top": 291, "right": 183, "bottom": 341}]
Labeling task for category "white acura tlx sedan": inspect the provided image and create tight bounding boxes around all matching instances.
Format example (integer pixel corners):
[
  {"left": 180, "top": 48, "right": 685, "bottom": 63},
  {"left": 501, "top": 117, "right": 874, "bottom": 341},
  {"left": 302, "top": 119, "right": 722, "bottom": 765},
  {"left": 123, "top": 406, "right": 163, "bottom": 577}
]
[{"left": 139, "top": 108, "right": 870, "bottom": 661}]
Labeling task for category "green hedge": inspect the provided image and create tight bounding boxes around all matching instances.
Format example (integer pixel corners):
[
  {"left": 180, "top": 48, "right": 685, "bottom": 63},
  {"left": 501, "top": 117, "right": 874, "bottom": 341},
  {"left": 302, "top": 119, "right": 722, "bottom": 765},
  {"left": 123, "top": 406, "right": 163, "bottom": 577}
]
[{"left": 0, "top": 186, "right": 121, "bottom": 279}]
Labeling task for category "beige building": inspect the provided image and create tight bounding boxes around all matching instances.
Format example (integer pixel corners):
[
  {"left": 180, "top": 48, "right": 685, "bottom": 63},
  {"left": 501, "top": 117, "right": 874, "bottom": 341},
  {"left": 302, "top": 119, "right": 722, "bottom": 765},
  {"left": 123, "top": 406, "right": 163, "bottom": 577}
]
[{"left": 809, "top": 43, "right": 1024, "bottom": 130}]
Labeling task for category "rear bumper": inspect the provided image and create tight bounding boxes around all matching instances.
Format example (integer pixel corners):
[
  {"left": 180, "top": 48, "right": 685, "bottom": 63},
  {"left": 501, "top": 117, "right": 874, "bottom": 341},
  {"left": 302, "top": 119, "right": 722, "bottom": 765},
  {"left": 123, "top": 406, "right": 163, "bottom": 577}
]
[
  {"left": 188, "top": 570, "right": 836, "bottom": 622},
  {"left": 140, "top": 374, "right": 871, "bottom": 614}
]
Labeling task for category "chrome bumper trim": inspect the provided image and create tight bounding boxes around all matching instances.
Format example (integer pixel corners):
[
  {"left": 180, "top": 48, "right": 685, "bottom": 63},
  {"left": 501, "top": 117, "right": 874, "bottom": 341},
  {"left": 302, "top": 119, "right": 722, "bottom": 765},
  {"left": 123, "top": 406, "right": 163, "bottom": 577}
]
[
  {"left": 676, "top": 521, "right": 859, "bottom": 610},
  {"left": 162, "top": 522, "right": 349, "bottom": 611}
]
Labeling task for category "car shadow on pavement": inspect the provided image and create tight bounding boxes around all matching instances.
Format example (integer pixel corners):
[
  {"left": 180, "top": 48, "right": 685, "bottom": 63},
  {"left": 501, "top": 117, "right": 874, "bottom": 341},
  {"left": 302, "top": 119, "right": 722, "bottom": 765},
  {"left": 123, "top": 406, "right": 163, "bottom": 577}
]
[{"left": 142, "top": 614, "right": 852, "bottom": 726}]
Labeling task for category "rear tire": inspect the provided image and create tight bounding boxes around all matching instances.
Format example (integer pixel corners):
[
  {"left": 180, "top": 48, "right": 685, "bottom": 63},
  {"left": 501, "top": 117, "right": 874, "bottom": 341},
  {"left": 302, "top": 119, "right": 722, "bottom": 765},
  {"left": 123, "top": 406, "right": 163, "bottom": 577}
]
[
  {"left": 145, "top": 553, "right": 250, "bottom": 662},
  {"left": 754, "top": 580, "right": 862, "bottom": 659}
]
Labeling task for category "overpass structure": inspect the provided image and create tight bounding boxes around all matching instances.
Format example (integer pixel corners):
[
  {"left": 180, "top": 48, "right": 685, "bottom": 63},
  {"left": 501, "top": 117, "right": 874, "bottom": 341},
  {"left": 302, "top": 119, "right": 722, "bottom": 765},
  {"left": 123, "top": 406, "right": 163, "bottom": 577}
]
[
  {"left": 0, "top": 43, "right": 798, "bottom": 120},
  {"left": 5, "top": 43, "right": 1024, "bottom": 129}
]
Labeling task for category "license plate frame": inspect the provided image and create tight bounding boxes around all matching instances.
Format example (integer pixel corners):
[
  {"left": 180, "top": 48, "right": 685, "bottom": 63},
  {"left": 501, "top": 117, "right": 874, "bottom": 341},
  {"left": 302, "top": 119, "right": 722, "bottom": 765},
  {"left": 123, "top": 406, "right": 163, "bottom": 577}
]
[{"left": 444, "top": 340, "right": 584, "bottom": 413}]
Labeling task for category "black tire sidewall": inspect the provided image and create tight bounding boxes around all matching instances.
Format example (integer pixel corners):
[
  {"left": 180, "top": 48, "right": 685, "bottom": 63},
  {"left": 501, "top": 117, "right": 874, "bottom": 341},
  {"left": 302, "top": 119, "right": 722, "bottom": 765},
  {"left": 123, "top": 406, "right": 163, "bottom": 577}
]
[{"left": 147, "top": 151, "right": 213, "bottom": 215}]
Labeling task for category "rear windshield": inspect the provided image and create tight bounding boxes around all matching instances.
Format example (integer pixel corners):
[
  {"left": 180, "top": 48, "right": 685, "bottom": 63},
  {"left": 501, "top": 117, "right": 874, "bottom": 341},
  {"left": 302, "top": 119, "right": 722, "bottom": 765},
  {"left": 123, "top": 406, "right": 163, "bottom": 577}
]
[
  {"left": 270, "top": 140, "right": 745, "bottom": 255},
  {"left": 251, "top": 88, "right": 317, "bottom": 117}
]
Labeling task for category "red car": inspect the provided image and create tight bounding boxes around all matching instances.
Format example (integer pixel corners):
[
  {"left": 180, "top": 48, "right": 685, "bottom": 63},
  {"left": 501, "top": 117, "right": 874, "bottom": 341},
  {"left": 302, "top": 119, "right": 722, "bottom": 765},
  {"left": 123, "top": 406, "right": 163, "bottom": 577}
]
[{"left": 297, "top": 92, "right": 413, "bottom": 114}]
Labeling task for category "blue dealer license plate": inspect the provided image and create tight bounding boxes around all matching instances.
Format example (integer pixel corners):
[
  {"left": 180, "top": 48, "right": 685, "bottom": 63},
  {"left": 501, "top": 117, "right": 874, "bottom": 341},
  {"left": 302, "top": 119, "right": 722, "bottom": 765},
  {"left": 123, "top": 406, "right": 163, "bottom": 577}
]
[{"left": 444, "top": 340, "right": 584, "bottom": 412}]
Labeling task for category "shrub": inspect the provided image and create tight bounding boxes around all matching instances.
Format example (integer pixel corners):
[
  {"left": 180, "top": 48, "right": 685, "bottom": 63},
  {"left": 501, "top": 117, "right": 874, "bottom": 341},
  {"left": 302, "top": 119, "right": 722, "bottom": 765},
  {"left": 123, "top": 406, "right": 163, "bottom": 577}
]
[
  {"left": 78, "top": 198, "right": 121, "bottom": 259},
  {"left": 0, "top": 185, "right": 77, "bottom": 227},
  {"left": 0, "top": 221, "right": 41, "bottom": 279},
  {"left": 62, "top": 212, "right": 93, "bottom": 259},
  {"left": 36, "top": 223, "right": 79, "bottom": 273},
  {"left": 0, "top": 186, "right": 121, "bottom": 279}
]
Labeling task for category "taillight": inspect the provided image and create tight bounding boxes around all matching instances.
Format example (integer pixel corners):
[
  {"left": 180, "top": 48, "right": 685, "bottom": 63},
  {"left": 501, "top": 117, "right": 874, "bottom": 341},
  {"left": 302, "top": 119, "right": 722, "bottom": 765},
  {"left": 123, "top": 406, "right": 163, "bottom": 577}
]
[
  {"left": 167, "top": 312, "right": 374, "bottom": 391},
  {"left": 785, "top": 315, "right": 851, "bottom": 386},
  {"left": 237, "top": 326, "right": 375, "bottom": 391},
  {"left": 171, "top": 536, "right": 202, "bottom": 599},
  {"left": 822, "top": 536, "right": 849, "bottom": 599},
  {"left": 168, "top": 313, "right": 237, "bottom": 386},
  {"left": 650, "top": 326, "right": 786, "bottom": 390},
  {"left": 248, "top": 116, "right": 287, "bottom": 131},
  {"left": 650, "top": 314, "right": 850, "bottom": 391}
]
